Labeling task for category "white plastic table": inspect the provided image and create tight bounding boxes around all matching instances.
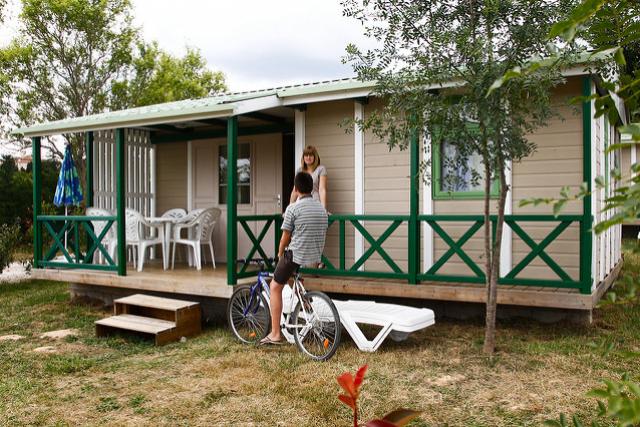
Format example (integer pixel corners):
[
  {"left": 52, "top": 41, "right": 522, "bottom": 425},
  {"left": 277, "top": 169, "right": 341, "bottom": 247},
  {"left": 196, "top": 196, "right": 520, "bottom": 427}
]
[{"left": 145, "top": 217, "right": 178, "bottom": 270}]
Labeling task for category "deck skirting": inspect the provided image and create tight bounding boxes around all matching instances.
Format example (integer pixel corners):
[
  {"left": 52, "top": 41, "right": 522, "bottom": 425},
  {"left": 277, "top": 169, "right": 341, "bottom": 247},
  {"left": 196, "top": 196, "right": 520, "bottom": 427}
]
[{"left": 30, "top": 257, "right": 624, "bottom": 311}]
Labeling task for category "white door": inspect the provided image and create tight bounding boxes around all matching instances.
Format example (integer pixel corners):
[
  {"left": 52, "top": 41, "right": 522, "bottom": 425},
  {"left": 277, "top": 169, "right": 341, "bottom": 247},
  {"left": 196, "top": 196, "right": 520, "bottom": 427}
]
[
  {"left": 252, "top": 134, "right": 283, "bottom": 257},
  {"left": 190, "top": 135, "right": 283, "bottom": 262}
]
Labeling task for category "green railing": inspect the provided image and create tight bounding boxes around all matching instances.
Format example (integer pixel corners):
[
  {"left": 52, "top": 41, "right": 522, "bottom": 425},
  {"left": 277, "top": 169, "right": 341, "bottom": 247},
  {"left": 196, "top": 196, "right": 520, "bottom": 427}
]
[
  {"left": 236, "top": 215, "right": 282, "bottom": 279},
  {"left": 235, "top": 213, "right": 587, "bottom": 292},
  {"left": 35, "top": 215, "right": 119, "bottom": 272}
]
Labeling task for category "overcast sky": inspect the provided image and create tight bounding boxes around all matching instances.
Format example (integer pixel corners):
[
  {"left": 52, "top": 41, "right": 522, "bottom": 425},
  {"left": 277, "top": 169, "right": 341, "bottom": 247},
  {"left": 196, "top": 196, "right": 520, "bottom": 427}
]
[
  {"left": 1, "top": 0, "right": 373, "bottom": 92},
  {"left": 132, "top": 0, "right": 373, "bottom": 91}
]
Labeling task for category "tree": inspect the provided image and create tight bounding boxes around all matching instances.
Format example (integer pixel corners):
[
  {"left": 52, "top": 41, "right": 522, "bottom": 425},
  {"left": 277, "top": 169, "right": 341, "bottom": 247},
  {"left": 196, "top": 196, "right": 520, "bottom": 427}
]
[
  {"left": 0, "top": 155, "right": 59, "bottom": 239},
  {"left": 110, "top": 41, "right": 227, "bottom": 110},
  {"left": 342, "top": 0, "right": 573, "bottom": 355},
  {"left": 0, "top": 0, "right": 138, "bottom": 190}
]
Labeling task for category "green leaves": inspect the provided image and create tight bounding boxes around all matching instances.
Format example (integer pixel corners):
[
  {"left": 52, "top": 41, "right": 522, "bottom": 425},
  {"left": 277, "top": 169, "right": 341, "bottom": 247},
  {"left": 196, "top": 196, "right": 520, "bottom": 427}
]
[
  {"left": 586, "top": 375, "right": 640, "bottom": 426},
  {"left": 619, "top": 124, "right": 640, "bottom": 140},
  {"left": 548, "top": 0, "right": 607, "bottom": 42},
  {"left": 110, "top": 42, "right": 226, "bottom": 110}
]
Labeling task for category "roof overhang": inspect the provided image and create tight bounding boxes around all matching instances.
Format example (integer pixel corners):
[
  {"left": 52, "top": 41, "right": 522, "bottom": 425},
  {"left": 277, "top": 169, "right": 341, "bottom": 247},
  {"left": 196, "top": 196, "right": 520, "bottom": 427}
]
[{"left": 10, "top": 50, "right": 622, "bottom": 139}]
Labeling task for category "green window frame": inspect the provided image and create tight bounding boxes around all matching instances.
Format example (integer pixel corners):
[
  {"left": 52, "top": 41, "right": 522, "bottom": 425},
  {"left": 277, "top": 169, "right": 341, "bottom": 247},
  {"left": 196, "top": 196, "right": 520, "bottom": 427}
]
[{"left": 432, "top": 128, "right": 499, "bottom": 200}]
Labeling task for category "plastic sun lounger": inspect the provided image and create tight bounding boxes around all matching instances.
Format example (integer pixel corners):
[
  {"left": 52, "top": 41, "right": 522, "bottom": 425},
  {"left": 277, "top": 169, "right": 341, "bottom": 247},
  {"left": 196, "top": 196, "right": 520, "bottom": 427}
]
[
  {"left": 280, "top": 286, "right": 435, "bottom": 352},
  {"left": 332, "top": 300, "right": 436, "bottom": 352}
]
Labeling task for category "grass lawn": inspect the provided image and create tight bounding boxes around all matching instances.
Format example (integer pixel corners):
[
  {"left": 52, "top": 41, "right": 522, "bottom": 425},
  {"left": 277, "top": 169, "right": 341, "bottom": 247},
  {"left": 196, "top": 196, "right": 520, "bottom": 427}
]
[{"left": 1, "top": 252, "right": 639, "bottom": 426}]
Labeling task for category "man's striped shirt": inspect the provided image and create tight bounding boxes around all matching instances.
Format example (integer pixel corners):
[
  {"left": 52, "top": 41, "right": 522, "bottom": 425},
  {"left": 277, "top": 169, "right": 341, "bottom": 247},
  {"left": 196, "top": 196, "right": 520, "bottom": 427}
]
[{"left": 282, "top": 195, "right": 328, "bottom": 266}]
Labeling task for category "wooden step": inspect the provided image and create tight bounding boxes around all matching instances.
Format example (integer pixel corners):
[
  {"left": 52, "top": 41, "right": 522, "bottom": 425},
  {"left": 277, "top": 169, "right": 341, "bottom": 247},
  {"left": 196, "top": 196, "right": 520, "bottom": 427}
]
[
  {"left": 97, "top": 293, "right": 202, "bottom": 345},
  {"left": 114, "top": 294, "right": 198, "bottom": 311},
  {"left": 95, "top": 314, "right": 176, "bottom": 334}
]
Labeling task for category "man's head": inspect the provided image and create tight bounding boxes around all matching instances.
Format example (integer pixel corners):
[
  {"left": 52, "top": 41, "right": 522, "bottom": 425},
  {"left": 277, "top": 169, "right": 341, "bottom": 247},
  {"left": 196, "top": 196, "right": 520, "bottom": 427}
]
[{"left": 294, "top": 171, "right": 313, "bottom": 195}]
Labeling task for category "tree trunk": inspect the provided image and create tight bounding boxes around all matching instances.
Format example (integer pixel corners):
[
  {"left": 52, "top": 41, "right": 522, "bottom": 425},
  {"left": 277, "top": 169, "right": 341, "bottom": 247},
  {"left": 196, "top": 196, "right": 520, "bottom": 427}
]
[
  {"left": 482, "top": 151, "right": 494, "bottom": 355},
  {"left": 483, "top": 154, "right": 508, "bottom": 356}
]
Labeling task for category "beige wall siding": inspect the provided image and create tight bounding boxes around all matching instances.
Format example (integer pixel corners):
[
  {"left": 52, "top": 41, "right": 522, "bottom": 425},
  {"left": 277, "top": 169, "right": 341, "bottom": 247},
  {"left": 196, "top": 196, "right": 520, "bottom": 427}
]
[
  {"left": 305, "top": 101, "right": 355, "bottom": 267},
  {"left": 431, "top": 77, "right": 584, "bottom": 280},
  {"left": 156, "top": 142, "right": 188, "bottom": 215},
  {"left": 362, "top": 98, "right": 411, "bottom": 272},
  {"left": 508, "top": 77, "right": 584, "bottom": 281}
]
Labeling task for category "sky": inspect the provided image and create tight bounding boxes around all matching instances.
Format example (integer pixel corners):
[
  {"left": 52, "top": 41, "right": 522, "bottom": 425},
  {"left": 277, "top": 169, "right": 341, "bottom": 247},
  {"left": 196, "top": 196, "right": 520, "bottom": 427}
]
[
  {"left": 131, "top": 0, "right": 374, "bottom": 91},
  {"left": 0, "top": 0, "right": 376, "bottom": 155}
]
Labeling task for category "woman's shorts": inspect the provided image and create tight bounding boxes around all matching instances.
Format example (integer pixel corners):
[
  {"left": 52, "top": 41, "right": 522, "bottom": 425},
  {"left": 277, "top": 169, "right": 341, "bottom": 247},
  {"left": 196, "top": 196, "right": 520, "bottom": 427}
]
[{"left": 273, "top": 250, "right": 300, "bottom": 284}]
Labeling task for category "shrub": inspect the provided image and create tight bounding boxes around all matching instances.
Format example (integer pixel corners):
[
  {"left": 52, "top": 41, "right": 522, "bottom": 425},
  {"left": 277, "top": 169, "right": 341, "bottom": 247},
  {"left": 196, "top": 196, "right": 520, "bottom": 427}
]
[{"left": 0, "top": 223, "right": 20, "bottom": 273}]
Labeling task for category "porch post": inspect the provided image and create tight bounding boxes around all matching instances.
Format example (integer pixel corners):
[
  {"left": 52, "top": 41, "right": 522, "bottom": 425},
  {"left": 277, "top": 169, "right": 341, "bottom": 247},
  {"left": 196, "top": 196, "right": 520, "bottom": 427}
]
[
  {"left": 32, "top": 137, "right": 42, "bottom": 268},
  {"left": 85, "top": 131, "right": 94, "bottom": 207},
  {"left": 115, "top": 128, "right": 127, "bottom": 276},
  {"left": 227, "top": 116, "right": 238, "bottom": 285},
  {"left": 580, "top": 76, "right": 593, "bottom": 294},
  {"left": 408, "top": 125, "right": 420, "bottom": 284}
]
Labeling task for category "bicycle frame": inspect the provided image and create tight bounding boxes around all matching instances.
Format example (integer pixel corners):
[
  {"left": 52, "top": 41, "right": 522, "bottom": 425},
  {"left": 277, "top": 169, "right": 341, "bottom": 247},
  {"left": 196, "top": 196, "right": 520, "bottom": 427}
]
[{"left": 244, "top": 270, "right": 316, "bottom": 344}]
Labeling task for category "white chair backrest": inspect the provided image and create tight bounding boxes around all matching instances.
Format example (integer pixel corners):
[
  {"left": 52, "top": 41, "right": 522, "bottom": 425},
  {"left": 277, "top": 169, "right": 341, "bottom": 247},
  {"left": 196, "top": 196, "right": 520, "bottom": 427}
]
[
  {"left": 125, "top": 208, "right": 143, "bottom": 242},
  {"left": 86, "top": 207, "right": 115, "bottom": 240},
  {"left": 184, "top": 208, "right": 204, "bottom": 222},
  {"left": 161, "top": 208, "right": 186, "bottom": 220},
  {"left": 197, "top": 207, "right": 221, "bottom": 241}
]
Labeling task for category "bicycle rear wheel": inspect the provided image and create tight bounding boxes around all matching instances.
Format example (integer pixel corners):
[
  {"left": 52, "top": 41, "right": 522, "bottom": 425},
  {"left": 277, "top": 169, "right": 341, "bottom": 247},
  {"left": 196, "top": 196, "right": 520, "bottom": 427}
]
[
  {"left": 227, "top": 284, "right": 271, "bottom": 344},
  {"left": 291, "top": 291, "right": 341, "bottom": 361}
]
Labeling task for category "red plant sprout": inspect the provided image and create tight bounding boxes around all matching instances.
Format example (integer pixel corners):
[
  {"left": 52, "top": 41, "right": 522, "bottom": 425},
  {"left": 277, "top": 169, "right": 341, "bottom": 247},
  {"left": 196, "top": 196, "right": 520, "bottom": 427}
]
[
  {"left": 337, "top": 365, "right": 422, "bottom": 427},
  {"left": 337, "top": 364, "right": 368, "bottom": 426}
]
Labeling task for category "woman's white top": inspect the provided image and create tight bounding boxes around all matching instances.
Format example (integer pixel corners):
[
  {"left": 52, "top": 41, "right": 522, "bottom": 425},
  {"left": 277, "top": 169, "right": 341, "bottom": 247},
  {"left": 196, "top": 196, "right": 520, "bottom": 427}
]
[{"left": 296, "top": 165, "right": 327, "bottom": 202}]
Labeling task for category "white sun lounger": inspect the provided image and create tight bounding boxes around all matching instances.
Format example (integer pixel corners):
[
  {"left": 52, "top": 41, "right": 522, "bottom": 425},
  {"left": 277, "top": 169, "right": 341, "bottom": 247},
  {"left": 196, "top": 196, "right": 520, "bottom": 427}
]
[
  {"left": 280, "top": 286, "right": 435, "bottom": 352},
  {"left": 332, "top": 300, "right": 435, "bottom": 352}
]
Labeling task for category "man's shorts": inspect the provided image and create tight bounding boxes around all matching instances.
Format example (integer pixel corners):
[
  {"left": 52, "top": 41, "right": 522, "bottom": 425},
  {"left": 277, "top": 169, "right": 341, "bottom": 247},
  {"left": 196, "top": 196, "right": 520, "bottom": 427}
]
[{"left": 273, "top": 250, "right": 300, "bottom": 284}]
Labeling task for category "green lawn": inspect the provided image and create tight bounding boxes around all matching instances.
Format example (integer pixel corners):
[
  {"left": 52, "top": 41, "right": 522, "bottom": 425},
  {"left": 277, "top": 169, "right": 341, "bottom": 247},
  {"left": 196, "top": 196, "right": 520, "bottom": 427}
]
[{"left": 1, "top": 251, "right": 639, "bottom": 426}]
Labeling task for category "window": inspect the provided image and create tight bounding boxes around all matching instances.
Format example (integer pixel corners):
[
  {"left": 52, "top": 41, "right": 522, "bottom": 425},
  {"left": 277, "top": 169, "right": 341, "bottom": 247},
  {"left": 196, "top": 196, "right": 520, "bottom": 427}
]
[
  {"left": 433, "top": 139, "right": 499, "bottom": 200},
  {"left": 219, "top": 143, "right": 251, "bottom": 204}
]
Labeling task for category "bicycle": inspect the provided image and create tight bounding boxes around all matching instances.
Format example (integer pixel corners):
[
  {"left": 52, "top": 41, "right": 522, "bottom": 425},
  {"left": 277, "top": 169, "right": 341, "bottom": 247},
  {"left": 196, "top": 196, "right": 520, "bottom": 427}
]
[{"left": 226, "top": 258, "right": 342, "bottom": 361}]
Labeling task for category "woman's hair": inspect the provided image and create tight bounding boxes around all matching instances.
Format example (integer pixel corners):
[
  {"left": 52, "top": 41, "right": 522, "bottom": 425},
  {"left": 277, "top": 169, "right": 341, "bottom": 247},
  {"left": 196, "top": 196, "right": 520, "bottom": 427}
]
[{"left": 301, "top": 146, "right": 320, "bottom": 171}]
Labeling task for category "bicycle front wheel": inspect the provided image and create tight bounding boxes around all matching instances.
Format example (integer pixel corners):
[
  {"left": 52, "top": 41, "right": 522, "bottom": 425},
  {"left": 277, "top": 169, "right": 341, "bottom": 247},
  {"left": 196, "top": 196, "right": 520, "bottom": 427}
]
[
  {"left": 291, "top": 291, "right": 341, "bottom": 361},
  {"left": 227, "top": 284, "right": 271, "bottom": 344}
]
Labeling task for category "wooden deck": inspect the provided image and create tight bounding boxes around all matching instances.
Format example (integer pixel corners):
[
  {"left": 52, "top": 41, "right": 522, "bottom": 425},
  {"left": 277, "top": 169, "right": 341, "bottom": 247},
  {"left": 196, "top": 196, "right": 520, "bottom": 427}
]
[{"left": 31, "top": 259, "right": 622, "bottom": 311}]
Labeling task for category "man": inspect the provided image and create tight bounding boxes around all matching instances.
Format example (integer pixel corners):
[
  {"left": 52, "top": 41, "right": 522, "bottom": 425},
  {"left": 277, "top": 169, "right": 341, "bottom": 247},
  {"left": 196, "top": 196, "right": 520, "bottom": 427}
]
[{"left": 259, "top": 171, "right": 328, "bottom": 345}]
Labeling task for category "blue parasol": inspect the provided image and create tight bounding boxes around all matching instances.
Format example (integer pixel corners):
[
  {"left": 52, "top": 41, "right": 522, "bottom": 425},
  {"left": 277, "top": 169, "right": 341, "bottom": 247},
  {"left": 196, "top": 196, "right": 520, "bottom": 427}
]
[
  {"left": 54, "top": 144, "right": 84, "bottom": 208},
  {"left": 54, "top": 144, "right": 84, "bottom": 252}
]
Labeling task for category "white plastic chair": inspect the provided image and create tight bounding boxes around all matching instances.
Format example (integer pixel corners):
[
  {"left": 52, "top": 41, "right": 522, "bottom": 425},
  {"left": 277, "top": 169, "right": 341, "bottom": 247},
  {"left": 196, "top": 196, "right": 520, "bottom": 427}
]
[
  {"left": 125, "top": 208, "right": 164, "bottom": 272},
  {"left": 171, "top": 208, "right": 203, "bottom": 266},
  {"left": 171, "top": 207, "right": 221, "bottom": 270},
  {"left": 86, "top": 207, "right": 116, "bottom": 264}
]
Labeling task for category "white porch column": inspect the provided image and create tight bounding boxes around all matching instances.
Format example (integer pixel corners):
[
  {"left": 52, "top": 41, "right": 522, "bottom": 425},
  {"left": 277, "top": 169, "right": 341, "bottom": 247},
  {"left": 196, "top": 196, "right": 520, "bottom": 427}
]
[
  {"left": 500, "top": 161, "right": 513, "bottom": 276},
  {"left": 150, "top": 144, "right": 157, "bottom": 259},
  {"left": 187, "top": 140, "right": 193, "bottom": 211},
  {"left": 354, "top": 101, "right": 365, "bottom": 268},
  {"left": 294, "top": 108, "right": 305, "bottom": 170},
  {"left": 423, "top": 133, "right": 434, "bottom": 271}
]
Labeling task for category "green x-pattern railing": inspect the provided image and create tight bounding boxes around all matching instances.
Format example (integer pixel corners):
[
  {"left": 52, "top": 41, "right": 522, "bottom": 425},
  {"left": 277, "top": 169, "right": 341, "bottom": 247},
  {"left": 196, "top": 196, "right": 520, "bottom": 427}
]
[
  {"left": 499, "top": 215, "right": 582, "bottom": 288},
  {"left": 235, "top": 213, "right": 585, "bottom": 291},
  {"left": 37, "top": 215, "right": 118, "bottom": 272},
  {"left": 304, "top": 215, "right": 410, "bottom": 280},
  {"left": 416, "top": 214, "right": 583, "bottom": 289},
  {"left": 236, "top": 215, "right": 282, "bottom": 278}
]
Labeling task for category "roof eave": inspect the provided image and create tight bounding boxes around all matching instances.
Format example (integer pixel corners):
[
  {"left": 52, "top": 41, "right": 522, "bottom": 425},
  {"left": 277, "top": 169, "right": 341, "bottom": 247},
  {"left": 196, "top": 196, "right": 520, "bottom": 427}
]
[{"left": 12, "top": 107, "right": 236, "bottom": 138}]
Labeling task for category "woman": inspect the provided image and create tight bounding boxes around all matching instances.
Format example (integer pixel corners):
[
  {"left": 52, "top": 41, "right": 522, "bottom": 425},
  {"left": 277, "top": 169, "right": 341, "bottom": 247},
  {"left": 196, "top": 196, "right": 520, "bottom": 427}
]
[{"left": 289, "top": 145, "right": 328, "bottom": 210}]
